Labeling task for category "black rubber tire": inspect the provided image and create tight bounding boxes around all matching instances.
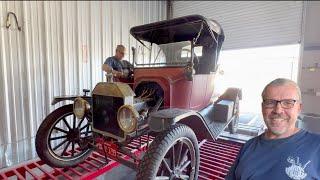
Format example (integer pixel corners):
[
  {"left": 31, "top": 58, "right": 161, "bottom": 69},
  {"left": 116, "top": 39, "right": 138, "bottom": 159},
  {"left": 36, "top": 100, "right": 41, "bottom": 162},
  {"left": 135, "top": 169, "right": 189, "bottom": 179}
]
[
  {"left": 137, "top": 124, "right": 200, "bottom": 180},
  {"left": 35, "top": 104, "right": 93, "bottom": 168}
]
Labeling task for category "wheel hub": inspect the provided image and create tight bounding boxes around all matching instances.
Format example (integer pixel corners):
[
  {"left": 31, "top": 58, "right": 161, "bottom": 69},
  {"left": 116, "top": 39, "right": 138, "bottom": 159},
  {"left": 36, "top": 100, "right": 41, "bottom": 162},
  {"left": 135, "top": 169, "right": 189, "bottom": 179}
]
[
  {"left": 173, "top": 169, "right": 180, "bottom": 175},
  {"left": 68, "top": 128, "right": 80, "bottom": 141}
]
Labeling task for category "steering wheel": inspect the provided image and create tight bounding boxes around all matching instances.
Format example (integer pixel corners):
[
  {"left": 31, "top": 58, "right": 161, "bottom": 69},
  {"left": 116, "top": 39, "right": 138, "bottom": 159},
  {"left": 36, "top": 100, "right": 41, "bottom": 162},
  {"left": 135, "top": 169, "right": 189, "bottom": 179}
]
[{"left": 122, "top": 68, "right": 134, "bottom": 79}]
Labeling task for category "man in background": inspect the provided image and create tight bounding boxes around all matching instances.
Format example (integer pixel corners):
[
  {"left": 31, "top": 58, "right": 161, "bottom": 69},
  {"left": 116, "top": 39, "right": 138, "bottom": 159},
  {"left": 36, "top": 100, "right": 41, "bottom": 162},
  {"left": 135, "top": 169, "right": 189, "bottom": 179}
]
[{"left": 102, "top": 45, "right": 126, "bottom": 78}]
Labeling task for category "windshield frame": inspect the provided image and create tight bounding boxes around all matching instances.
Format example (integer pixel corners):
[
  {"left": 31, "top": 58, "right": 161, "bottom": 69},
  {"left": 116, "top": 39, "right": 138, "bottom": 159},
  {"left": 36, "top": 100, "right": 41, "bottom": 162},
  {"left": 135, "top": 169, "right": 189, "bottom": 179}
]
[{"left": 134, "top": 40, "right": 195, "bottom": 68}]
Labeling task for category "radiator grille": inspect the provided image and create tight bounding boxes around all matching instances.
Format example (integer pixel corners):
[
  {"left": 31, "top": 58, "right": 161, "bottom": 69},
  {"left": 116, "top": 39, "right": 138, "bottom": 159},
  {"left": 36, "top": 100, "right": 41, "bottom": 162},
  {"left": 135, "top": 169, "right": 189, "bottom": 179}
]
[{"left": 92, "top": 95, "right": 124, "bottom": 137}]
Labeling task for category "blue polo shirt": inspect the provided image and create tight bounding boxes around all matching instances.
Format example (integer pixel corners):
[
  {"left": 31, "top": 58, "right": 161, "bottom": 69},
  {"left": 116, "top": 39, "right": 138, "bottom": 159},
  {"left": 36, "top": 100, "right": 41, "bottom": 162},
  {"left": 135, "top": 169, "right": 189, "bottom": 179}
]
[
  {"left": 226, "top": 129, "right": 320, "bottom": 180},
  {"left": 104, "top": 56, "right": 123, "bottom": 72}
]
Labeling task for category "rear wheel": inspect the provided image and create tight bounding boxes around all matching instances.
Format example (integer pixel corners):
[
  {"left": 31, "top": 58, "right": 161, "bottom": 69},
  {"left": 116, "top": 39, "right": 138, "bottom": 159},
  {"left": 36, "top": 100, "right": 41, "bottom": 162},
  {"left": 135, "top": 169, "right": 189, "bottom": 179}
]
[
  {"left": 137, "top": 124, "right": 199, "bottom": 180},
  {"left": 35, "top": 104, "right": 93, "bottom": 167}
]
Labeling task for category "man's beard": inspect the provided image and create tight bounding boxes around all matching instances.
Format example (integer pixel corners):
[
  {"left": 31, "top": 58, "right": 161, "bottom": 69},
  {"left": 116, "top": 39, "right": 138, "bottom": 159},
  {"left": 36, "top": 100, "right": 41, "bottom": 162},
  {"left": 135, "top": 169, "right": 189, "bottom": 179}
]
[{"left": 266, "top": 113, "right": 290, "bottom": 135}]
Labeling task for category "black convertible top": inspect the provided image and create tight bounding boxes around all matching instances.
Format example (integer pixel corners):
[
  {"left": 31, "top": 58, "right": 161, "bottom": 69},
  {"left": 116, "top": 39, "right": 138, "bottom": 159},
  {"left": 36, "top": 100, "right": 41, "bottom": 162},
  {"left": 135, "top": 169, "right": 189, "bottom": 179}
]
[{"left": 130, "top": 14, "right": 224, "bottom": 45}]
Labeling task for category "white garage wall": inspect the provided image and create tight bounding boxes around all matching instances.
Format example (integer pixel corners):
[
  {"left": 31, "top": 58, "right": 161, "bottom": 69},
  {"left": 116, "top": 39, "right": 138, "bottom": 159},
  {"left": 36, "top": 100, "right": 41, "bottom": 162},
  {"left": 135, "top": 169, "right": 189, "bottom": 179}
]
[
  {"left": 172, "top": 1, "right": 303, "bottom": 50},
  {"left": 0, "top": 1, "right": 166, "bottom": 145}
]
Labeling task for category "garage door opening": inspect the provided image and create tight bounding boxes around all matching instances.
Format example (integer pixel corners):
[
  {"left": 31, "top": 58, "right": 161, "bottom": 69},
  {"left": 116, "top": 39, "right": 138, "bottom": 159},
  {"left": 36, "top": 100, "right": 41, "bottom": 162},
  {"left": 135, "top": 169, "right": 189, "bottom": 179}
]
[{"left": 214, "top": 44, "right": 300, "bottom": 115}]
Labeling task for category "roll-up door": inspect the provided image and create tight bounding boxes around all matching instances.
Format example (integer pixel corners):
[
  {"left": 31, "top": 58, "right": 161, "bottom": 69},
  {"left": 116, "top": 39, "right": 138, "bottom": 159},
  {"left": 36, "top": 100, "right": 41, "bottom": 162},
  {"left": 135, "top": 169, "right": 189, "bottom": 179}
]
[{"left": 173, "top": 1, "right": 303, "bottom": 50}]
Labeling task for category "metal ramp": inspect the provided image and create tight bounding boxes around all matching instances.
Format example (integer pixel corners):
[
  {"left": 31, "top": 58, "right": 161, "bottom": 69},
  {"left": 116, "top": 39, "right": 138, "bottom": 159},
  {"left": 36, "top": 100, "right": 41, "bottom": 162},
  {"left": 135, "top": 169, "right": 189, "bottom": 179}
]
[
  {"left": 0, "top": 137, "right": 242, "bottom": 180},
  {"left": 198, "top": 139, "right": 241, "bottom": 179}
]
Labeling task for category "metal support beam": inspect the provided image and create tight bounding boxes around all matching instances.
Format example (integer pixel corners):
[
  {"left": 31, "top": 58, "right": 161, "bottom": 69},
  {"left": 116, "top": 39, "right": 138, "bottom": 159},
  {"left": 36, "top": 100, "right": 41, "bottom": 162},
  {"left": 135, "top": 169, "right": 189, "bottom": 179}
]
[{"left": 167, "top": 0, "right": 173, "bottom": 20}]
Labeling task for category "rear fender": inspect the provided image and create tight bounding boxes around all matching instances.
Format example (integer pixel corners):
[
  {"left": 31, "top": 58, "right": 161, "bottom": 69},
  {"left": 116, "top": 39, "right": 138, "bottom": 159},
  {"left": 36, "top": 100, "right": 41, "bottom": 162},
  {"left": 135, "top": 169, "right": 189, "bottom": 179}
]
[
  {"left": 51, "top": 95, "right": 92, "bottom": 105},
  {"left": 148, "top": 108, "right": 212, "bottom": 141}
]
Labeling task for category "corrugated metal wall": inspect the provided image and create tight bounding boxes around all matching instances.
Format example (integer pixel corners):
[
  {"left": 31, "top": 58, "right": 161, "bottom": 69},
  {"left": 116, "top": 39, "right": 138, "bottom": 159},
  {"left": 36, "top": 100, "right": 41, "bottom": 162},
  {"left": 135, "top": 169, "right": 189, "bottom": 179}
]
[
  {"left": 173, "top": 1, "right": 303, "bottom": 50},
  {"left": 0, "top": 1, "right": 166, "bottom": 145}
]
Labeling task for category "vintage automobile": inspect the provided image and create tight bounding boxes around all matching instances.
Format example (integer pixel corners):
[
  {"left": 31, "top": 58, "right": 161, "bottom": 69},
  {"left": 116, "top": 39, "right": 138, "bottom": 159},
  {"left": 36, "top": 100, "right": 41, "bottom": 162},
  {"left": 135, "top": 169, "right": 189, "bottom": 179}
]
[{"left": 35, "top": 15, "right": 241, "bottom": 180}]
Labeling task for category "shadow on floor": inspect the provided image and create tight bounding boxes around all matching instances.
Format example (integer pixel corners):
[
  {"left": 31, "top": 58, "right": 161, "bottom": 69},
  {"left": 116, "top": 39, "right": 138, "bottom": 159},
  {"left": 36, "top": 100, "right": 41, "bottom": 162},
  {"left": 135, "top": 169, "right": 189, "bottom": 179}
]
[{"left": 97, "top": 165, "right": 136, "bottom": 180}]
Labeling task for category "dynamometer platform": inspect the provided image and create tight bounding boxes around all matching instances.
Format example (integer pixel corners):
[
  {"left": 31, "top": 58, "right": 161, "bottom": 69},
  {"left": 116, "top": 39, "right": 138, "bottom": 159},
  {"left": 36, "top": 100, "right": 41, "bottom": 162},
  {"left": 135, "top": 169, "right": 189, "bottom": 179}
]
[{"left": 0, "top": 136, "right": 242, "bottom": 180}]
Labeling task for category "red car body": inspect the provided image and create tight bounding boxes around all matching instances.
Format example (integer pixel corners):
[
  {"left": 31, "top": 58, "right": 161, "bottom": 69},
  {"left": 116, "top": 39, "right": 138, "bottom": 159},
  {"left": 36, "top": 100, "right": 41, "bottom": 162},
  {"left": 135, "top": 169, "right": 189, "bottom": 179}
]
[{"left": 133, "top": 67, "right": 215, "bottom": 111}]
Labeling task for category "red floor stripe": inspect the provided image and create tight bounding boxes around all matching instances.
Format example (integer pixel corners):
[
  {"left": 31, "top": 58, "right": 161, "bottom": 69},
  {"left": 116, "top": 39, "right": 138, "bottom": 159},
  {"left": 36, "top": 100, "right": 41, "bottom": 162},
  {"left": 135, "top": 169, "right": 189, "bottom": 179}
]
[{"left": 202, "top": 143, "right": 240, "bottom": 155}]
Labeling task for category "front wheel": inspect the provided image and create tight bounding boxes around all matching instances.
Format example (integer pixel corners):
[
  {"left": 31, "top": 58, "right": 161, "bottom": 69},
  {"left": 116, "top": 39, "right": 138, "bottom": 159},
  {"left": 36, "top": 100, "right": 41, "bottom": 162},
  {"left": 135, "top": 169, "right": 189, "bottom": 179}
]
[
  {"left": 35, "top": 104, "right": 93, "bottom": 168},
  {"left": 137, "top": 124, "right": 199, "bottom": 180}
]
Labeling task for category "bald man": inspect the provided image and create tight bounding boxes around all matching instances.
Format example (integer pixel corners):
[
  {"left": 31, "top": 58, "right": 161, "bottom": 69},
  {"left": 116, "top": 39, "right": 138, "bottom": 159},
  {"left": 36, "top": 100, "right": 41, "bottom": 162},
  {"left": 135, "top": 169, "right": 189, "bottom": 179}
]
[{"left": 226, "top": 78, "right": 320, "bottom": 180}]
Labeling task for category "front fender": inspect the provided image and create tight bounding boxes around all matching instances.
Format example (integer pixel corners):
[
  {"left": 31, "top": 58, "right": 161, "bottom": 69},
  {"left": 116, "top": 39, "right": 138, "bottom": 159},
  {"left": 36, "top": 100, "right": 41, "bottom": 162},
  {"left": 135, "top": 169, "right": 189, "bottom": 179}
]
[
  {"left": 51, "top": 95, "right": 92, "bottom": 105},
  {"left": 148, "top": 108, "right": 213, "bottom": 140}
]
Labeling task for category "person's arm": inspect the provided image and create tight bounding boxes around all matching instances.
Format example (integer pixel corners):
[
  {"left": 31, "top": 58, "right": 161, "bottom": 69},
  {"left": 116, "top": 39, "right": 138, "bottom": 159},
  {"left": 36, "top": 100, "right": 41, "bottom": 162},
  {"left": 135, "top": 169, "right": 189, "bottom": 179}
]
[
  {"left": 102, "top": 59, "right": 124, "bottom": 77},
  {"left": 112, "top": 69, "right": 124, "bottom": 77},
  {"left": 102, "top": 64, "right": 123, "bottom": 77},
  {"left": 102, "top": 63, "right": 112, "bottom": 73}
]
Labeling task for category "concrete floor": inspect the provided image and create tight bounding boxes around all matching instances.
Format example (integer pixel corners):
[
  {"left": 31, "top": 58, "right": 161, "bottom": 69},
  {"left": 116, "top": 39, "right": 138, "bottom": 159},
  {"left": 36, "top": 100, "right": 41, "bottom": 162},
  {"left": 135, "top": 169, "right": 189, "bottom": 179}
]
[{"left": 97, "top": 165, "right": 136, "bottom": 180}]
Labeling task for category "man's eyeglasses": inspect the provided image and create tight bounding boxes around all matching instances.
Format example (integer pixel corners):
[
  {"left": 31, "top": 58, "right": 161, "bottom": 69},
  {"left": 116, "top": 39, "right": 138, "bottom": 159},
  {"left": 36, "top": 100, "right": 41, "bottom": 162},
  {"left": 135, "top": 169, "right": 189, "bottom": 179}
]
[{"left": 262, "top": 99, "right": 298, "bottom": 109}]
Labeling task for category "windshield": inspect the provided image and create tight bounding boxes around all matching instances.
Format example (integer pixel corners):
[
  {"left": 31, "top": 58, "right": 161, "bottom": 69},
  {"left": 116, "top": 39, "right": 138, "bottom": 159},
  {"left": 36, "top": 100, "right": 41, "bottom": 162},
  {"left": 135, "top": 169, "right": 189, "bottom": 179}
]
[{"left": 135, "top": 41, "right": 192, "bottom": 67}]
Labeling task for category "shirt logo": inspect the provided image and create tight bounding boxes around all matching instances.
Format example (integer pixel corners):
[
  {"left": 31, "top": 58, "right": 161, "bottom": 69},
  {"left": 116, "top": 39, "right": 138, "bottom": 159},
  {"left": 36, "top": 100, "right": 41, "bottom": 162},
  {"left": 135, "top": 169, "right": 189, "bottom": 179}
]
[{"left": 285, "top": 156, "right": 311, "bottom": 180}]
